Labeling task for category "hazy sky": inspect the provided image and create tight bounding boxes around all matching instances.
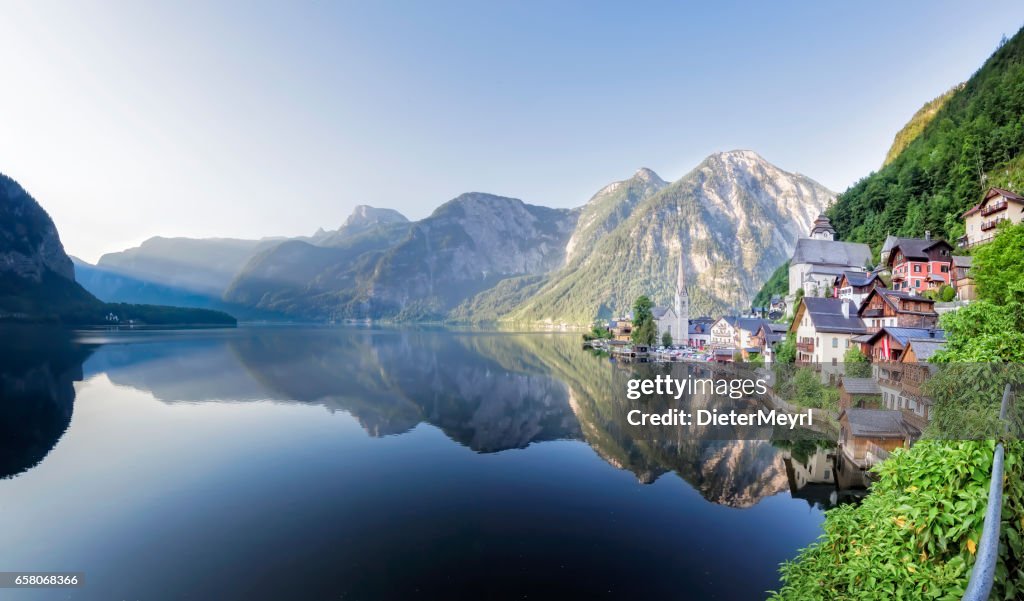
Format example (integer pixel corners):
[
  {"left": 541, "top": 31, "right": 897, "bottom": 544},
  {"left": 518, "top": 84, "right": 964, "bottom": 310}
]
[{"left": 2, "top": 1, "right": 1023, "bottom": 262}]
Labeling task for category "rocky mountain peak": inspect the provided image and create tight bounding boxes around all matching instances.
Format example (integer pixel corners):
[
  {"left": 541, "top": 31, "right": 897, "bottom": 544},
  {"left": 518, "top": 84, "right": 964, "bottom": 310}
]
[
  {"left": 342, "top": 205, "right": 409, "bottom": 230},
  {"left": 632, "top": 167, "right": 665, "bottom": 185}
]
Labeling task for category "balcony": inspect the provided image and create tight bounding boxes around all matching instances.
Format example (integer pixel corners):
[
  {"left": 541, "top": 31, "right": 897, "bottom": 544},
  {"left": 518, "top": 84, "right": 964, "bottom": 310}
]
[
  {"left": 796, "top": 340, "right": 814, "bottom": 353},
  {"left": 981, "top": 218, "right": 1005, "bottom": 232},
  {"left": 981, "top": 200, "right": 1008, "bottom": 216}
]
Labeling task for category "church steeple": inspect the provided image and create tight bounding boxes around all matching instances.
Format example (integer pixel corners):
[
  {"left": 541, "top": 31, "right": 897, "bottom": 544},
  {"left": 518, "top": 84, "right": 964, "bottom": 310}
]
[{"left": 674, "top": 252, "right": 689, "bottom": 347}]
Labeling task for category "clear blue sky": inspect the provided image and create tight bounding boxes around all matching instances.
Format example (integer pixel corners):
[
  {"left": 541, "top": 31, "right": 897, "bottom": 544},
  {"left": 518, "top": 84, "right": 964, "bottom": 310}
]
[{"left": 2, "top": 1, "right": 1023, "bottom": 262}]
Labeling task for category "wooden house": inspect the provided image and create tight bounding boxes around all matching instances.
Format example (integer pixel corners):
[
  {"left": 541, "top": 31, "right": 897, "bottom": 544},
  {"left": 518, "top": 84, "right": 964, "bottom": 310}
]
[
  {"left": 857, "top": 288, "right": 939, "bottom": 333},
  {"left": 838, "top": 408, "right": 920, "bottom": 469},
  {"left": 838, "top": 377, "right": 882, "bottom": 411}
]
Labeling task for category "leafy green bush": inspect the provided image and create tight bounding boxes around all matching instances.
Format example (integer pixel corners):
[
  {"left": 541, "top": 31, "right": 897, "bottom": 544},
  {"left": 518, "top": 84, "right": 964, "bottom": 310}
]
[
  {"left": 772, "top": 440, "right": 1023, "bottom": 600},
  {"left": 939, "top": 284, "right": 957, "bottom": 302}
]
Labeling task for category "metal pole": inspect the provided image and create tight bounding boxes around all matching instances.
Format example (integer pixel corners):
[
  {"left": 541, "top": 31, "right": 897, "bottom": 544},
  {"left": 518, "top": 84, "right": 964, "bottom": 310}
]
[{"left": 961, "top": 384, "right": 1012, "bottom": 601}]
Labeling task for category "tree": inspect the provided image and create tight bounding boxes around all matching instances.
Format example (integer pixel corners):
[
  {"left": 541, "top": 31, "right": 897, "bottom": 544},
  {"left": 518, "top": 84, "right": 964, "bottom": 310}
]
[
  {"left": 631, "top": 295, "right": 657, "bottom": 346},
  {"left": 774, "top": 332, "right": 796, "bottom": 364},
  {"left": 843, "top": 347, "right": 871, "bottom": 377},
  {"left": 661, "top": 331, "right": 673, "bottom": 347},
  {"left": 939, "top": 284, "right": 956, "bottom": 302},
  {"left": 972, "top": 221, "right": 1024, "bottom": 304}
]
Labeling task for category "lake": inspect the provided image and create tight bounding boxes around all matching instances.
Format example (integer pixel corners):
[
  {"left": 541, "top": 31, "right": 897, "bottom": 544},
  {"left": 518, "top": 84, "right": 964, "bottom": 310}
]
[{"left": 0, "top": 326, "right": 849, "bottom": 600}]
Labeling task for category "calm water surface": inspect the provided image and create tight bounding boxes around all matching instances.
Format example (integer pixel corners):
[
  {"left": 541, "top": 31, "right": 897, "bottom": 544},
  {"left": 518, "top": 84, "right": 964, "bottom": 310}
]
[{"left": 0, "top": 326, "right": 848, "bottom": 600}]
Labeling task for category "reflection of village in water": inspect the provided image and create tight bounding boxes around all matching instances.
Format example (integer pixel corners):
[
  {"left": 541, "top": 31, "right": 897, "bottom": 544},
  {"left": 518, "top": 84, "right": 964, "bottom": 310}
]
[{"left": 1, "top": 326, "right": 877, "bottom": 509}]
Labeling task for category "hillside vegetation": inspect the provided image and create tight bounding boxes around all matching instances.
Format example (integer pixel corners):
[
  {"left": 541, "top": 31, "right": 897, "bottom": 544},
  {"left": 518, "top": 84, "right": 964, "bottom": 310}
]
[
  {"left": 829, "top": 29, "right": 1024, "bottom": 250},
  {"left": 882, "top": 84, "right": 963, "bottom": 167}
]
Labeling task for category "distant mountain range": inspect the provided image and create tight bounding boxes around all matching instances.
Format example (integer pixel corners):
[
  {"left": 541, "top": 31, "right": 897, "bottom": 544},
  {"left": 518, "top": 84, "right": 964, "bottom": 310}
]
[
  {"left": 73, "top": 150, "right": 833, "bottom": 323},
  {"left": 0, "top": 173, "right": 235, "bottom": 325}
]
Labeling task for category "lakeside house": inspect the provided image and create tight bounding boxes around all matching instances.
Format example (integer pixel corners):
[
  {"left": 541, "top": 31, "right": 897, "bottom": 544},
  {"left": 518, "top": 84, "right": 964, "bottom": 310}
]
[
  {"left": 838, "top": 408, "right": 921, "bottom": 469},
  {"left": 857, "top": 288, "right": 939, "bottom": 333},
  {"left": 750, "top": 322, "right": 787, "bottom": 363},
  {"left": 882, "top": 235, "right": 954, "bottom": 293},
  {"left": 959, "top": 187, "right": 1024, "bottom": 248},
  {"left": 710, "top": 316, "right": 739, "bottom": 350},
  {"left": 861, "top": 326, "right": 945, "bottom": 363},
  {"left": 789, "top": 297, "right": 865, "bottom": 369},
  {"left": 687, "top": 321, "right": 711, "bottom": 349},
  {"left": 838, "top": 377, "right": 882, "bottom": 411}
]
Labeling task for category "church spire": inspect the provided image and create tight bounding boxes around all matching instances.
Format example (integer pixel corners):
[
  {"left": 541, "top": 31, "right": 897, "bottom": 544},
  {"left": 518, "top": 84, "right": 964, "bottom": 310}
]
[{"left": 676, "top": 251, "right": 687, "bottom": 296}]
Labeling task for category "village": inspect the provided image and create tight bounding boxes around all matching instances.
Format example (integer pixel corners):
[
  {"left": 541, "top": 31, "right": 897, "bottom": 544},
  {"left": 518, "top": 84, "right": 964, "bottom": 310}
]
[{"left": 585, "top": 186, "right": 1024, "bottom": 474}]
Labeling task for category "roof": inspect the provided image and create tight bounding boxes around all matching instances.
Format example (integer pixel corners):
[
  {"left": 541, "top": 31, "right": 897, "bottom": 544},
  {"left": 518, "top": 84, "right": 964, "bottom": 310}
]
[
  {"left": 839, "top": 408, "right": 914, "bottom": 438},
  {"left": 651, "top": 306, "right": 671, "bottom": 319},
  {"left": 861, "top": 288, "right": 938, "bottom": 316},
  {"left": 905, "top": 338, "right": 946, "bottom": 361},
  {"left": 768, "top": 323, "right": 789, "bottom": 333},
  {"left": 986, "top": 186, "right": 1024, "bottom": 202},
  {"left": 805, "top": 265, "right": 849, "bottom": 277},
  {"left": 885, "top": 237, "right": 953, "bottom": 263},
  {"left": 953, "top": 255, "right": 973, "bottom": 268},
  {"left": 928, "top": 274, "right": 945, "bottom": 283},
  {"left": 800, "top": 297, "right": 866, "bottom": 334},
  {"left": 688, "top": 323, "right": 708, "bottom": 335},
  {"left": 865, "top": 326, "right": 946, "bottom": 347},
  {"left": 736, "top": 317, "right": 768, "bottom": 334},
  {"left": 792, "top": 239, "right": 872, "bottom": 269},
  {"left": 841, "top": 378, "right": 881, "bottom": 395},
  {"left": 838, "top": 270, "right": 881, "bottom": 288}
]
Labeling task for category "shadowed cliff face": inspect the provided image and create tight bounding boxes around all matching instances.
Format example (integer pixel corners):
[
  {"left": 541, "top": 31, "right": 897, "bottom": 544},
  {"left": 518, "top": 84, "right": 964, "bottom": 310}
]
[
  {"left": 0, "top": 327, "right": 92, "bottom": 480},
  {"left": 84, "top": 327, "right": 797, "bottom": 508}
]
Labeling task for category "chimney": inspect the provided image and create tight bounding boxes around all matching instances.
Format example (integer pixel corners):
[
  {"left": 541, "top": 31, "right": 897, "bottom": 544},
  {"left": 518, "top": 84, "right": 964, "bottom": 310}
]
[
  {"left": 841, "top": 300, "right": 850, "bottom": 319},
  {"left": 925, "top": 230, "right": 931, "bottom": 240}
]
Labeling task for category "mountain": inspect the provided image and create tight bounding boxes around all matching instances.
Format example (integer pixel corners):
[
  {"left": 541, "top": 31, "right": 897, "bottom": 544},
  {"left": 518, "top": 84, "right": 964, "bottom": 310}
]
[
  {"left": 829, "top": 27, "right": 1024, "bottom": 250},
  {"left": 496, "top": 151, "right": 833, "bottom": 323},
  {"left": 97, "top": 236, "right": 283, "bottom": 297},
  {"left": 227, "top": 195, "right": 579, "bottom": 320},
  {"left": 0, "top": 172, "right": 235, "bottom": 325},
  {"left": 882, "top": 84, "right": 963, "bottom": 167}
]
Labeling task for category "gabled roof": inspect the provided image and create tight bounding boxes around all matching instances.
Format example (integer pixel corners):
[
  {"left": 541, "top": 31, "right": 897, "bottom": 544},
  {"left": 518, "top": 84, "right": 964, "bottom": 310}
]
[
  {"left": 864, "top": 326, "right": 945, "bottom": 347},
  {"left": 839, "top": 408, "right": 915, "bottom": 439},
  {"left": 885, "top": 237, "right": 953, "bottom": 264},
  {"left": 836, "top": 270, "right": 883, "bottom": 288},
  {"left": 952, "top": 255, "right": 973, "bottom": 268},
  {"left": 859, "top": 288, "right": 937, "bottom": 317},
  {"left": 651, "top": 306, "right": 672, "bottom": 319},
  {"left": 841, "top": 378, "right": 881, "bottom": 395},
  {"left": 792, "top": 239, "right": 872, "bottom": 269},
  {"left": 736, "top": 317, "right": 768, "bottom": 334},
  {"left": 904, "top": 338, "right": 946, "bottom": 362},
  {"left": 986, "top": 187, "right": 1024, "bottom": 202},
  {"left": 797, "top": 297, "right": 866, "bottom": 334}
]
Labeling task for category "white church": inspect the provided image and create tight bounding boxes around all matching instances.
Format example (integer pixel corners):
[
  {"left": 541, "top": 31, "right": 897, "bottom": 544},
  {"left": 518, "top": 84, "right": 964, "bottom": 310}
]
[{"left": 652, "top": 253, "right": 689, "bottom": 346}]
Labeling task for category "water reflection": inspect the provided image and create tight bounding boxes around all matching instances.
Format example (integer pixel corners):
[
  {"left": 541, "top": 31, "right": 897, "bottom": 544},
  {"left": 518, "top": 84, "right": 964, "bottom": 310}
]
[
  {"left": 32, "top": 327, "right": 815, "bottom": 508},
  {"left": 0, "top": 327, "right": 93, "bottom": 480},
  {"left": 1, "top": 326, "right": 834, "bottom": 600}
]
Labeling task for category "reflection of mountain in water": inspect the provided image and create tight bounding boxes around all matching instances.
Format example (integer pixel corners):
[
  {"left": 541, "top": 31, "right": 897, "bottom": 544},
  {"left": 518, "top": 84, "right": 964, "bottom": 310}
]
[
  {"left": 0, "top": 327, "right": 92, "bottom": 480},
  {"left": 89, "top": 328, "right": 798, "bottom": 507},
  {"left": 478, "top": 334, "right": 791, "bottom": 507}
]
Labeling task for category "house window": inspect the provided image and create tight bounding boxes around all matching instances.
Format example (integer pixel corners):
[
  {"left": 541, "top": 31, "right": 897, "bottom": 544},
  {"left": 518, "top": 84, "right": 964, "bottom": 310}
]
[
  {"left": 941, "top": 265, "right": 949, "bottom": 273},
  {"left": 832, "top": 337, "right": 838, "bottom": 348},
  {"left": 845, "top": 339, "right": 850, "bottom": 348},
  {"left": 915, "top": 280, "right": 921, "bottom": 288},
  {"left": 913, "top": 264, "right": 921, "bottom": 273}
]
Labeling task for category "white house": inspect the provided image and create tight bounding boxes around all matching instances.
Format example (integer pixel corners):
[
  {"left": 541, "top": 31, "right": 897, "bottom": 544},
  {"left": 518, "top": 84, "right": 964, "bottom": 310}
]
[
  {"left": 789, "top": 215, "right": 873, "bottom": 298},
  {"left": 789, "top": 297, "right": 867, "bottom": 381}
]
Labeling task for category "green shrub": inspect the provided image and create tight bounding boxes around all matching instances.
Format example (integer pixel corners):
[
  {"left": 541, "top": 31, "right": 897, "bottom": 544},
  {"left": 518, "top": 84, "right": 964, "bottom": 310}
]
[{"left": 772, "top": 440, "right": 1023, "bottom": 600}]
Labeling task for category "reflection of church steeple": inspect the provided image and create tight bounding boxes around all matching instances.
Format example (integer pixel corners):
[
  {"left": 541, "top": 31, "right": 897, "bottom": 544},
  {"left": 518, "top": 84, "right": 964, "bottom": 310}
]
[{"left": 674, "top": 252, "right": 689, "bottom": 346}]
